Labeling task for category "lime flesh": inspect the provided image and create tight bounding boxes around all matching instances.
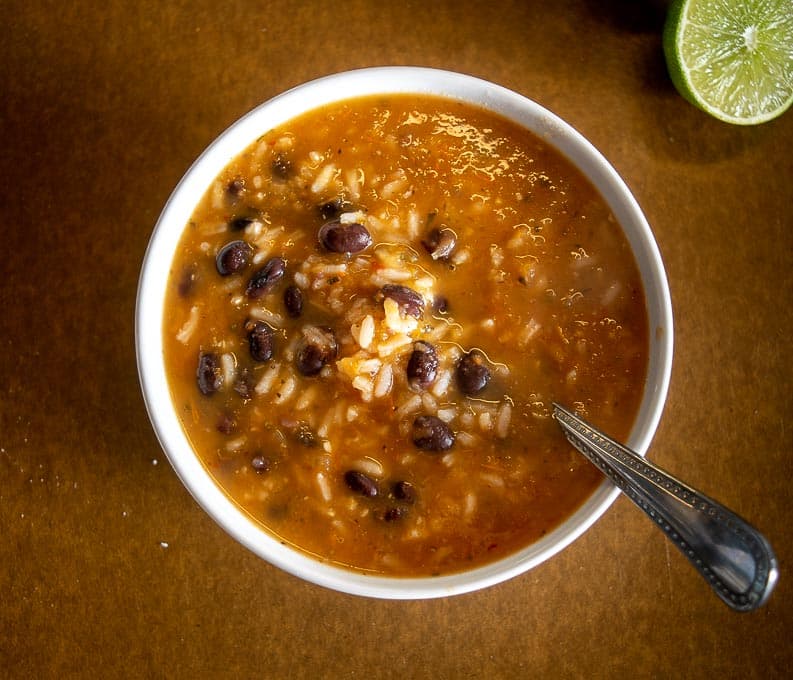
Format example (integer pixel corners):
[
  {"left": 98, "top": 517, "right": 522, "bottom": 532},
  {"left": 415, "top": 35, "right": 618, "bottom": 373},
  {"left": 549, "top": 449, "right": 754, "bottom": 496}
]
[{"left": 663, "top": 0, "right": 793, "bottom": 125}]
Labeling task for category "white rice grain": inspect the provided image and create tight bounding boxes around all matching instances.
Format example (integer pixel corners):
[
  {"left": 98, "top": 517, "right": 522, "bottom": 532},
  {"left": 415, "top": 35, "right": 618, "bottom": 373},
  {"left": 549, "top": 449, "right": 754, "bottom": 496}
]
[
  {"left": 375, "top": 267, "right": 413, "bottom": 282},
  {"left": 248, "top": 306, "right": 284, "bottom": 328},
  {"left": 380, "top": 554, "right": 405, "bottom": 570},
  {"left": 602, "top": 282, "right": 621, "bottom": 306},
  {"left": 221, "top": 277, "right": 241, "bottom": 293},
  {"left": 317, "top": 408, "right": 334, "bottom": 439},
  {"left": 210, "top": 181, "right": 225, "bottom": 209},
  {"left": 407, "top": 526, "right": 425, "bottom": 539},
  {"left": 490, "top": 245, "right": 504, "bottom": 267},
  {"left": 421, "top": 392, "right": 438, "bottom": 413},
  {"left": 456, "top": 431, "right": 477, "bottom": 447},
  {"left": 450, "top": 247, "right": 471, "bottom": 266},
  {"left": 373, "top": 363, "right": 393, "bottom": 398},
  {"left": 459, "top": 411, "right": 475, "bottom": 429},
  {"left": 316, "top": 472, "right": 332, "bottom": 502},
  {"left": 313, "top": 263, "right": 348, "bottom": 276},
  {"left": 464, "top": 492, "right": 477, "bottom": 517},
  {"left": 273, "top": 376, "right": 297, "bottom": 404},
  {"left": 339, "top": 210, "right": 367, "bottom": 225},
  {"left": 274, "top": 135, "right": 294, "bottom": 152},
  {"left": 311, "top": 163, "right": 337, "bottom": 194},
  {"left": 225, "top": 437, "right": 245, "bottom": 452},
  {"left": 413, "top": 275, "right": 435, "bottom": 290},
  {"left": 353, "top": 457, "right": 384, "bottom": 478},
  {"left": 383, "top": 298, "right": 418, "bottom": 335},
  {"left": 518, "top": 318, "right": 541, "bottom": 346},
  {"left": 176, "top": 305, "right": 200, "bottom": 344},
  {"left": 355, "top": 314, "right": 375, "bottom": 349},
  {"left": 366, "top": 214, "right": 385, "bottom": 234},
  {"left": 200, "top": 221, "right": 229, "bottom": 237},
  {"left": 376, "top": 332, "right": 413, "bottom": 356},
  {"left": 294, "top": 385, "right": 318, "bottom": 411},
  {"left": 220, "top": 353, "right": 236, "bottom": 388},
  {"left": 380, "top": 172, "right": 407, "bottom": 199},
  {"left": 507, "top": 227, "right": 527, "bottom": 250},
  {"left": 496, "top": 402, "right": 512, "bottom": 438},
  {"left": 480, "top": 471, "right": 505, "bottom": 488},
  {"left": 345, "top": 168, "right": 362, "bottom": 200},
  {"left": 396, "top": 393, "right": 422, "bottom": 417},
  {"left": 252, "top": 248, "right": 272, "bottom": 266},
  {"left": 407, "top": 208, "right": 421, "bottom": 239},
  {"left": 255, "top": 363, "right": 281, "bottom": 395},
  {"left": 430, "top": 368, "right": 452, "bottom": 398},
  {"left": 493, "top": 362, "right": 510, "bottom": 378},
  {"left": 357, "top": 358, "right": 383, "bottom": 375},
  {"left": 436, "top": 406, "right": 457, "bottom": 423},
  {"left": 351, "top": 375, "right": 374, "bottom": 402},
  {"left": 244, "top": 220, "right": 264, "bottom": 239}
]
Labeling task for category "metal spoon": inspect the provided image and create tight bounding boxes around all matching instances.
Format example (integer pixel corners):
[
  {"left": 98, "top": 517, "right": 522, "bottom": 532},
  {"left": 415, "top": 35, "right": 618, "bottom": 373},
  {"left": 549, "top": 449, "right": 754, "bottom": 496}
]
[{"left": 552, "top": 403, "right": 778, "bottom": 612}]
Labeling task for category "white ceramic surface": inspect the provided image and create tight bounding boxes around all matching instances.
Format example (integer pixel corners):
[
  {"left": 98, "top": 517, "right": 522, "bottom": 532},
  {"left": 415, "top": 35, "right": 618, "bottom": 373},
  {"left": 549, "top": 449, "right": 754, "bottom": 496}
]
[{"left": 136, "top": 67, "right": 674, "bottom": 599}]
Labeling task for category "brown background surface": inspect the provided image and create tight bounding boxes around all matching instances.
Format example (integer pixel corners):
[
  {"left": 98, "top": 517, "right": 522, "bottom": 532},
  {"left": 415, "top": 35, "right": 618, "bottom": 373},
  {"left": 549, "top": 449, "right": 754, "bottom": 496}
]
[{"left": 1, "top": 1, "right": 791, "bottom": 677}]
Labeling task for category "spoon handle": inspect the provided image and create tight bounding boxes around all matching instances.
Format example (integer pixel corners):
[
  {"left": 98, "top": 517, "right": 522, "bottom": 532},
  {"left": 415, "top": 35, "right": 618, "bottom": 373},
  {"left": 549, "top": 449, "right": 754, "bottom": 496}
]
[{"left": 552, "top": 403, "right": 778, "bottom": 612}]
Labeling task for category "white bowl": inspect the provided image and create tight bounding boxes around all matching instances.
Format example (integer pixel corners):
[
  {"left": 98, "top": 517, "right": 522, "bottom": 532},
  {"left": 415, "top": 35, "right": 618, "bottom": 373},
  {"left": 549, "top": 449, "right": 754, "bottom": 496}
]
[{"left": 136, "top": 67, "right": 673, "bottom": 599}]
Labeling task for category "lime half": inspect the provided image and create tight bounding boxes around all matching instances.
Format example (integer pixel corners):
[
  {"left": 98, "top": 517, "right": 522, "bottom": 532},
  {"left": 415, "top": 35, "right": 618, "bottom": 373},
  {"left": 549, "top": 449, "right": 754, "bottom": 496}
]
[{"left": 663, "top": 0, "right": 793, "bottom": 125}]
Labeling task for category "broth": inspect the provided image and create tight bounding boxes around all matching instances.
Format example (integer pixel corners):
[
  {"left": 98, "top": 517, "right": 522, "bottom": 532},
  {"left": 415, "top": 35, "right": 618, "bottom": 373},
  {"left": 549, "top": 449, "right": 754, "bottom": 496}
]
[{"left": 162, "top": 95, "right": 648, "bottom": 576}]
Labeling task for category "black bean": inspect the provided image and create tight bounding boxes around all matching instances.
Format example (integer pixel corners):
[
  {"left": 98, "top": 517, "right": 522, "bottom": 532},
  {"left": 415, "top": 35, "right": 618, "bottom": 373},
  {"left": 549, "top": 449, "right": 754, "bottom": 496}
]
[
  {"left": 271, "top": 153, "right": 292, "bottom": 179},
  {"left": 229, "top": 207, "right": 263, "bottom": 231},
  {"left": 177, "top": 264, "right": 198, "bottom": 297},
  {"left": 412, "top": 415, "right": 455, "bottom": 451},
  {"left": 344, "top": 470, "right": 379, "bottom": 498},
  {"left": 381, "top": 284, "right": 425, "bottom": 319},
  {"left": 283, "top": 285, "right": 304, "bottom": 318},
  {"left": 245, "top": 320, "right": 274, "bottom": 362},
  {"left": 383, "top": 506, "right": 407, "bottom": 522},
  {"left": 407, "top": 341, "right": 438, "bottom": 388},
  {"left": 196, "top": 352, "right": 222, "bottom": 395},
  {"left": 318, "top": 219, "right": 372, "bottom": 253},
  {"left": 233, "top": 369, "right": 254, "bottom": 399},
  {"left": 456, "top": 349, "right": 491, "bottom": 396},
  {"left": 226, "top": 178, "right": 245, "bottom": 200},
  {"left": 295, "top": 326, "right": 338, "bottom": 376},
  {"left": 319, "top": 198, "right": 354, "bottom": 220},
  {"left": 216, "top": 240, "right": 253, "bottom": 276},
  {"left": 216, "top": 413, "right": 236, "bottom": 435},
  {"left": 251, "top": 455, "right": 271, "bottom": 473},
  {"left": 392, "top": 480, "right": 416, "bottom": 504},
  {"left": 433, "top": 295, "right": 449, "bottom": 314},
  {"left": 230, "top": 216, "right": 255, "bottom": 231},
  {"left": 296, "top": 344, "right": 324, "bottom": 376},
  {"left": 246, "top": 257, "right": 286, "bottom": 299},
  {"left": 421, "top": 227, "right": 457, "bottom": 260},
  {"left": 293, "top": 423, "right": 317, "bottom": 448}
]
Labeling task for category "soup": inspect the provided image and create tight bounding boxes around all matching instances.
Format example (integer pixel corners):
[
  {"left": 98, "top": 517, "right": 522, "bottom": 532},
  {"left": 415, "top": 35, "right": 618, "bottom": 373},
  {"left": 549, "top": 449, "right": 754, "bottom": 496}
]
[{"left": 162, "top": 95, "right": 648, "bottom": 576}]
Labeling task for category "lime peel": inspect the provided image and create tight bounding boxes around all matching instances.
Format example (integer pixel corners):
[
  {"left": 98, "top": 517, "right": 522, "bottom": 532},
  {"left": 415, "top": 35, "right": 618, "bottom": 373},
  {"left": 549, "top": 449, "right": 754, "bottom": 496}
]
[{"left": 663, "top": 0, "right": 793, "bottom": 125}]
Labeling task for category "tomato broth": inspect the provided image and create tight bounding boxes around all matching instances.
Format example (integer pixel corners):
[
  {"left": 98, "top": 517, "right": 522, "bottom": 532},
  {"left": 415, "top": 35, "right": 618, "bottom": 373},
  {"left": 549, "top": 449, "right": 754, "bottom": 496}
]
[{"left": 163, "top": 95, "right": 649, "bottom": 576}]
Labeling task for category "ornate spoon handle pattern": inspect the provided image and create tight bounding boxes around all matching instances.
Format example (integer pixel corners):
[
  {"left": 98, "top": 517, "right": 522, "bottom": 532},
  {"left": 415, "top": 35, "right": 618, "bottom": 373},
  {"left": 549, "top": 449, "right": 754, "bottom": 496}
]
[{"left": 553, "top": 403, "right": 778, "bottom": 612}]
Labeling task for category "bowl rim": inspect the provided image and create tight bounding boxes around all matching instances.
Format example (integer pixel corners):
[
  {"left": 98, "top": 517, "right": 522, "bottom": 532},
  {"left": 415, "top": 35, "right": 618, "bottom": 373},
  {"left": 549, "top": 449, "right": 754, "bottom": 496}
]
[{"left": 135, "top": 66, "right": 673, "bottom": 599}]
